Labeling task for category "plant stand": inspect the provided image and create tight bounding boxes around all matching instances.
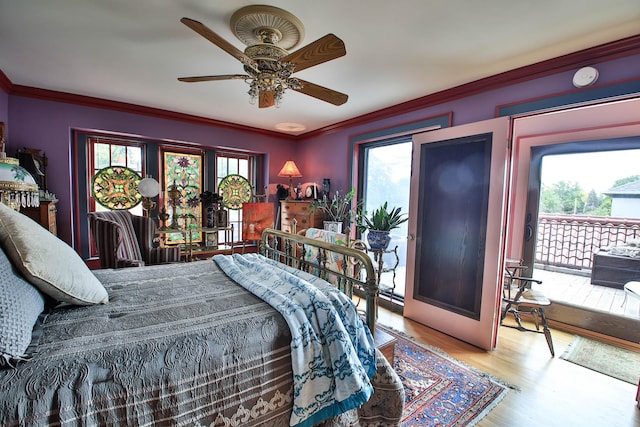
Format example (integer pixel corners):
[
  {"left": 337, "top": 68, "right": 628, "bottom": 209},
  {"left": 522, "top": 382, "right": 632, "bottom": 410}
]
[{"left": 369, "top": 245, "right": 400, "bottom": 315}]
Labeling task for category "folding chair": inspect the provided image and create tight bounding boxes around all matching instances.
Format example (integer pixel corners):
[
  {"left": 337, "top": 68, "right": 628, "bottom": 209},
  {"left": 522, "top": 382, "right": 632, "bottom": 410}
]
[{"left": 501, "top": 260, "right": 555, "bottom": 356}]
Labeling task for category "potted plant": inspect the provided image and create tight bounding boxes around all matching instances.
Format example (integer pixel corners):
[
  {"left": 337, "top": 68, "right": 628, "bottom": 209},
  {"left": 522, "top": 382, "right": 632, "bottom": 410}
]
[
  {"left": 357, "top": 202, "right": 409, "bottom": 250},
  {"left": 311, "top": 188, "right": 358, "bottom": 233}
]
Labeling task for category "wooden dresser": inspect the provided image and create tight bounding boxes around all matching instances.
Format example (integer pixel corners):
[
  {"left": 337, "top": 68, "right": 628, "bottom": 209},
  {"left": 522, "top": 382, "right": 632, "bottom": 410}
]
[
  {"left": 22, "top": 199, "right": 58, "bottom": 236},
  {"left": 280, "top": 200, "right": 323, "bottom": 233}
]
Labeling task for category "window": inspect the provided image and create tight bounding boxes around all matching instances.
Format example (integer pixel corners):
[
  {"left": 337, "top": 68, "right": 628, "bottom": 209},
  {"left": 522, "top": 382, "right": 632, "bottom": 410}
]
[
  {"left": 161, "top": 149, "right": 204, "bottom": 243},
  {"left": 359, "top": 139, "right": 412, "bottom": 301},
  {"left": 89, "top": 138, "right": 145, "bottom": 213},
  {"left": 216, "top": 151, "right": 256, "bottom": 242},
  {"left": 86, "top": 137, "right": 145, "bottom": 256},
  {"left": 78, "top": 133, "right": 262, "bottom": 259}
]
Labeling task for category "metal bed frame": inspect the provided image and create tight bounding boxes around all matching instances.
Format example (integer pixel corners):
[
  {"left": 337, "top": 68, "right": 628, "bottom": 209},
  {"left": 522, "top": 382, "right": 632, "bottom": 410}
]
[{"left": 260, "top": 228, "right": 379, "bottom": 335}]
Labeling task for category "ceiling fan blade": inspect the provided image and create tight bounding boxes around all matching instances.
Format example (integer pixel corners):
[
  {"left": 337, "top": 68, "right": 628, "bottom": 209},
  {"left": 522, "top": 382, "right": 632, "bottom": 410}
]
[
  {"left": 259, "top": 91, "right": 275, "bottom": 108},
  {"left": 281, "top": 34, "right": 346, "bottom": 73},
  {"left": 293, "top": 79, "right": 348, "bottom": 106},
  {"left": 178, "top": 75, "right": 248, "bottom": 83},
  {"left": 180, "top": 17, "right": 256, "bottom": 69}
]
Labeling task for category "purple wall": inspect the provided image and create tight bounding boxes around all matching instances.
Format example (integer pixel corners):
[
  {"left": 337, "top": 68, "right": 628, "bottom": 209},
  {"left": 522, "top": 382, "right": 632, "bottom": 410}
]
[
  {"left": 3, "top": 52, "right": 639, "bottom": 248},
  {"left": 6, "top": 97, "right": 296, "bottom": 244},
  {"left": 0, "top": 89, "right": 7, "bottom": 132},
  {"left": 298, "top": 54, "right": 640, "bottom": 192}
]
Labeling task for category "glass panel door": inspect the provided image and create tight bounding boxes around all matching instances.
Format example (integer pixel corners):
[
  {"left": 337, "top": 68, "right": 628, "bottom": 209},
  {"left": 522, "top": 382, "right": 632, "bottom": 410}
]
[{"left": 361, "top": 140, "right": 412, "bottom": 303}]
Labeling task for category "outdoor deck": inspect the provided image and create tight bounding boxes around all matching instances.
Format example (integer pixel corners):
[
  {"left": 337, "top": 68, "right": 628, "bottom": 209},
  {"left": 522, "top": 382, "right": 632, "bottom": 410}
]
[
  {"left": 376, "top": 259, "right": 640, "bottom": 330},
  {"left": 532, "top": 267, "right": 640, "bottom": 321},
  {"left": 380, "top": 265, "right": 640, "bottom": 324}
]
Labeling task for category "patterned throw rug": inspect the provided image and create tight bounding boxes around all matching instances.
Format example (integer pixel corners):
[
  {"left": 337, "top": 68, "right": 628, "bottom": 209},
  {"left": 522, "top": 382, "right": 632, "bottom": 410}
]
[
  {"left": 560, "top": 335, "right": 640, "bottom": 384},
  {"left": 381, "top": 327, "right": 511, "bottom": 427}
]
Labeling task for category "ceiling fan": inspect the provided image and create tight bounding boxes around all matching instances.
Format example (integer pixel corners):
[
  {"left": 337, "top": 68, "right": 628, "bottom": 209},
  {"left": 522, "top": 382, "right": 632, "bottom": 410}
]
[{"left": 178, "top": 5, "right": 348, "bottom": 108}]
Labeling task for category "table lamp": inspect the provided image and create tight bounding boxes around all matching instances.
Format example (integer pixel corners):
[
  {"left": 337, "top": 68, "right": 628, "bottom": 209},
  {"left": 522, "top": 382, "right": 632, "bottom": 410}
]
[
  {"left": 137, "top": 176, "right": 160, "bottom": 211},
  {"left": 0, "top": 122, "right": 40, "bottom": 211},
  {"left": 277, "top": 160, "right": 302, "bottom": 199}
]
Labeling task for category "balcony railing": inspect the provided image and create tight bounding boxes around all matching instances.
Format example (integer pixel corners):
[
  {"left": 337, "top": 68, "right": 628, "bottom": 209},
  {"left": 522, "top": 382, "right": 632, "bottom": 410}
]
[{"left": 536, "top": 214, "right": 640, "bottom": 271}]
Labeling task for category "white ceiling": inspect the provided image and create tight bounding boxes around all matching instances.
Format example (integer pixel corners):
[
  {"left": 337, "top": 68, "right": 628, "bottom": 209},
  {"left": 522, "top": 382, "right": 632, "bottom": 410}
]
[{"left": 1, "top": 1, "right": 639, "bottom": 135}]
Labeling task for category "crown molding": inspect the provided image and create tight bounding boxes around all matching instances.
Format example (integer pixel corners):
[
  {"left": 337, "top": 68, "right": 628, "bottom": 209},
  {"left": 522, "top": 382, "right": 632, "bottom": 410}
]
[
  {"left": 302, "top": 34, "right": 640, "bottom": 139},
  {"left": 0, "top": 69, "right": 11, "bottom": 93},
  {"left": 2, "top": 34, "right": 639, "bottom": 141},
  {"left": 7, "top": 84, "right": 297, "bottom": 141}
]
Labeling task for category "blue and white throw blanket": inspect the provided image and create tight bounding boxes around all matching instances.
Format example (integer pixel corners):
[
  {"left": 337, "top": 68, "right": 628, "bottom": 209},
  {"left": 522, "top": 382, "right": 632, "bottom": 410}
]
[{"left": 212, "top": 253, "right": 376, "bottom": 427}]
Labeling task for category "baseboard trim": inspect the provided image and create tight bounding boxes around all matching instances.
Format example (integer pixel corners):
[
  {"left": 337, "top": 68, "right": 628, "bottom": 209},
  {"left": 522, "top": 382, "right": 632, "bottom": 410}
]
[
  {"left": 545, "top": 301, "right": 640, "bottom": 346},
  {"left": 547, "top": 319, "right": 640, "bottom": 351}
]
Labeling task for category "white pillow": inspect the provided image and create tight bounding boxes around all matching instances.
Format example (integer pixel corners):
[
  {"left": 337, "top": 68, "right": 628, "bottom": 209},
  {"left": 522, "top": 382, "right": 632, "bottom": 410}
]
[{"left": 0, "top": 203, "right": 108, "bottom": 305}]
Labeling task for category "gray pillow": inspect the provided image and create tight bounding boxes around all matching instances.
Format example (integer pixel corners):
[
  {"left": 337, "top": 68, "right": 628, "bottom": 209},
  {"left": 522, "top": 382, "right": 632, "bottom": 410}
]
[
  {"left": 0, "top": 247, "right": 45, "bottom": 367},
  {"left": 0, "top": 203, "right": 108, "bottom": 305}
]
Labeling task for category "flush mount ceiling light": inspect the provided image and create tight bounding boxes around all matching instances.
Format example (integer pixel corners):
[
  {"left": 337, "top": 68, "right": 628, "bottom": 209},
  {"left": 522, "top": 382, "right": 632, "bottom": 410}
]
[
  {"left": 178, "top": 5, "right": 348, "bottom": 108},
  {"left": 275, "top": 122, "right": 306, "bottom": 132}
]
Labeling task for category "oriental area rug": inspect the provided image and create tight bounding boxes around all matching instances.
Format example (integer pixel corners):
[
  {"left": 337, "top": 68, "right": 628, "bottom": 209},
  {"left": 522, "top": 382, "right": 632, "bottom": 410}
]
[
  {"left": 560, "top": 335, "right": 640, "bottom": 384},
  {"left": 381, "top": 327, "right": 511, "bottom": 427}
]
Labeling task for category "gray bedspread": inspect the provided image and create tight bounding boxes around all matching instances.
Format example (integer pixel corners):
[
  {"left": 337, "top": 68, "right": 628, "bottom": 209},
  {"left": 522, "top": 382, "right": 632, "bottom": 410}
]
[{"left": 0, "top": 260, "right": 403, "bottom": 426}]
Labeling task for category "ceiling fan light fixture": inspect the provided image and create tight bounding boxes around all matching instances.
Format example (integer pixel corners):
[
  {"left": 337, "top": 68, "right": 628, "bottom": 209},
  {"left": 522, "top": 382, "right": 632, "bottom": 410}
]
[
  {"left": 246, "top": 68, "right": 303, "bottom": 106},
  {"left": 231, "top": 5, "right": 305, "bottom": 50},
  {"left": 179, "top": 7, "right": 348, "bottom": 108}
]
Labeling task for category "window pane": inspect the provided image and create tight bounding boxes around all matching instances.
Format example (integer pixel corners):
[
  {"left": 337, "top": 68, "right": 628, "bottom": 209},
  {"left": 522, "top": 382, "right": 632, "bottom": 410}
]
[
  {"left": 227, "top": 207, "right": 242, "bottom": 242},
  {"left": 239, "top": 159, "right": 249, "bottom": 177},
  {"left": 363, "top": 141, "right": 412, "bottom": 300},
  {"left": 215, "top": 152, "right": 256, "bottom": 244},
  {"left": 228, "top": 160, "right": 239, "bottom": 175},
  {"left": 218, "top": 157, "right": 227, "bottom": 177},
  {"left": 87, "top": 139, "right": 147, "bottom": 259},
  {"left": 95, "top": 143, "right": 111, "bottom": 169},
  {"left": 228, "top": 208, "right": 240, "bottom": 222},
  {"left": 127, "top": 146, "right": 142, "bottom": 172},
  {"left": 111, "top": 145, "right": 127, "bottom": 166}
]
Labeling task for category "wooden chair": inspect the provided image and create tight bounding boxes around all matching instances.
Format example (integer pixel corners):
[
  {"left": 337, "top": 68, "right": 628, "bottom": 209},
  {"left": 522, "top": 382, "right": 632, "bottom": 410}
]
[{"left": 501, "top": 261, "right": 555, "bottom": 356}]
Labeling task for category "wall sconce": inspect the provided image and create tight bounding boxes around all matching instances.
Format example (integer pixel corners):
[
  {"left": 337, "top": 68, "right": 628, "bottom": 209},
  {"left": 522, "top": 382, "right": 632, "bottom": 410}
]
[
  {"left": 277, "top": 160, "right": 302, "bottom": 199},
  {"left": 0, "top": 123, "right": 40, "bottom": 211},
  {"left": 137, "top": 176, "right": 160, "bottom": 212}
]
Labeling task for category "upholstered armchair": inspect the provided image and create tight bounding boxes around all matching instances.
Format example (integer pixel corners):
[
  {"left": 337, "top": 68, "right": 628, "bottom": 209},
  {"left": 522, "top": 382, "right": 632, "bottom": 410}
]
[{"left": 88, "top": 211, "right": 180, "bottom": 268}]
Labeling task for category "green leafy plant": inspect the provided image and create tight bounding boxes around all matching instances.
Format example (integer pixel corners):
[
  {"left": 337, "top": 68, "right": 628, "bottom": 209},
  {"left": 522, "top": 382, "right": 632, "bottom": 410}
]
[
  {"left": 357, "top": 202, "right": 408, "bottom": 232},
  {"left": 311, "top": 189, "right": 359, "bottom": 223}
]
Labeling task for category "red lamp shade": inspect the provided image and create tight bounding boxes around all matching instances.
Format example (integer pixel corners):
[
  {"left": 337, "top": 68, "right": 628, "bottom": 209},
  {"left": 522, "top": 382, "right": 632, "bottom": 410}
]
[
  {"left": 277, "top": 161, "right": 302, "bottom": 178},
  {"left": 277, "top": 161, "right": 302, "bottom": 199}
]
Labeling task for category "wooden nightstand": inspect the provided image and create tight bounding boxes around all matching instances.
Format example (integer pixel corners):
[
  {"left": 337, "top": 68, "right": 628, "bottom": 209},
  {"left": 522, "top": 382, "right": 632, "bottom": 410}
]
[
  {"left": 22, "top": 199, "right": 57, "bottom": 236},
  {"left": 374, "top": 327, "right": 397, "bottom": 364},
  {"left": 280, "top": 200, "right": 323, "bottom": 233}
]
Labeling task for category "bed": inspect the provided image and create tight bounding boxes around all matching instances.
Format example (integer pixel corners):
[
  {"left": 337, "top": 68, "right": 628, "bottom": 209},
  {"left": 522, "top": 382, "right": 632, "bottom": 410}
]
[{"left": 0, "top": 203, "right": 403, "bottom": 427}]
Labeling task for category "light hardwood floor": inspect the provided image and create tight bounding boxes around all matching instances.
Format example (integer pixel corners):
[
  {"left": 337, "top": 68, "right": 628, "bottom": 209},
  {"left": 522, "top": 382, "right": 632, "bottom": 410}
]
[{"left": 377, "top": 308, "right": 640, "bottom": 427}]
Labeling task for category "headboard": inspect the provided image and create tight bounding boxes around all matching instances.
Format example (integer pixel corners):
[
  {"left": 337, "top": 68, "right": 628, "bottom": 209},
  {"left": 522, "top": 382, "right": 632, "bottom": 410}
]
[{"left": 260, "top": 228, "right": 379, "bottom": 335}]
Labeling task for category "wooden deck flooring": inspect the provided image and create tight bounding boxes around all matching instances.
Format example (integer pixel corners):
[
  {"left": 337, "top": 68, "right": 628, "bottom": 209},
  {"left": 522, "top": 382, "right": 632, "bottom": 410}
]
[
  {"left": 532, "top": 267, "right": 640, "bottom": 321},
  {"left": 385, "top": 265, "right": 640, "bottom": 320},
  {"left": 379, "top": 265, "right": 640, "bottom": 340}
]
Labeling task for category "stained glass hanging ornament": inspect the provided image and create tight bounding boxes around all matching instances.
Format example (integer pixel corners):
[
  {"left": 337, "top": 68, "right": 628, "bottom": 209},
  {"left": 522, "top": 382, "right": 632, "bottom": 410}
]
[
  {"left": 218, "top": 174, "right": 252, "bottom": 209},
  {"left": 92, "top": 166, "right": 142, "bottom": 210}
]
